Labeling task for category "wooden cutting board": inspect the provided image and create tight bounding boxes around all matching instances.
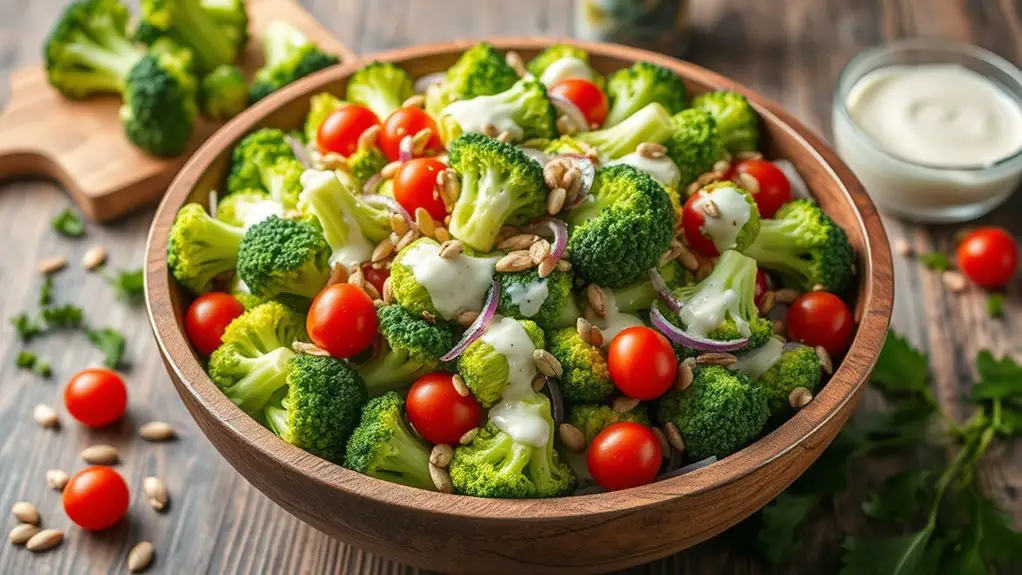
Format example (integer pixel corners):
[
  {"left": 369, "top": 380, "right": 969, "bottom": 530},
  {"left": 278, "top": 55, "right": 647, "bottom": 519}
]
[{"left": 0, "top": 0, "right": 355, "bottom": 222}]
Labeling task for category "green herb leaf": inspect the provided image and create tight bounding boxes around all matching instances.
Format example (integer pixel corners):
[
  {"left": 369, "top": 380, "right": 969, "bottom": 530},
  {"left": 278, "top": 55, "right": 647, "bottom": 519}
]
[
  {"left": 862, "top": 469, "right": 932, "bottom": 522},
  {"left": 996, "top": 404, "right": 1022, "bottom": 436},
  {"left": 15, "top": 350, "right": 37, "bottom": 369},
  {"left": 986, "top": 294, "right": 1004, "bottom": 318},
  {"left": 967, "top": 487, "right": 1022, "bottom": 570},
  {"left": 105, "top": 267, "right": 145, "bottom": 304},
  {"left": 40, "top": 304, "right": 84, "bottom": 329},
  {"left": 10, "top": 313, "right": 42, "bottom": 342},
  {"left": 841, "top": 527, "right": 936, "bottom": 575},
  {"left": 39, "top": 275, "right": 54, "bottom": 306},
  {"left": 87, "top": 327, "right": 126, "bottom": 368},
  {"left": 35, "top": 360, "right": 52, "bottom": 378},
  {"left": 918, "top": 252, "right": 951, "bottom": 272},
  {"left": 970, "top": 352, "right": 1022, "bottom": 401},
  {"left": 51, "top": 208, "right": 85, "bottom": 237},
  {"left": 870, "top": 332, "right": 930, "bottom": 398},
  {"left": 757, "top": 493, "right": 821, "bottom": 564}
]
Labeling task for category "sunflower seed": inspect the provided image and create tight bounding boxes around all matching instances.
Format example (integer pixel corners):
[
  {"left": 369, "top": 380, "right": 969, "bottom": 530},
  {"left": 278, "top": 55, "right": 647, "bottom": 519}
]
[
  {"left": 9, "top": 524, "right": 39, "bottom": 545},
  {"left": 555, "top": 259, "right": 571, "bottom": 272},
  {"left": 612, "top": 396, "right": 640, "bottom": 413},
  {"left": 415, "top": 207, "right": 436, "bottom": 238},
  {"left": 505, "top": 50, "right": 526, "bottom": 76},
  {"left": 430, "top": 444, "right": 454, "bottom": 468},
  {"left": 395, "top": 228, "right": 420, "bottom": 251},
  {"left": 382, "top": 277, "right": 394, "bottom": 305},
  {"left": 697, "top": 171, "right": 721, "bottom": 186},
  {"left": 128, "top": 541, "right": 155, "bottom": 572},
  {"left": 700, "top": 198, "right": 721, "bottom": 218},
  {"left": 547, "top": 187, "right": 566, "bottom": 215},
  {"left": 439, "top": 240, "right": 463, "bottom": 259},
  {"left": 459, "top": 427, "right": 479, "bottom": 445},
  {"left": 758, "top": 290, "right": 776, "bottom": 315},
  {"left": 25, "top": 529, "right": 63, "bottom": 552},
  {"left": 401, "top": 94, "right": 425, "bottom": 108},
  {"left": 81, "top": 245, "right": 107, "bottom": 270},
  {"left": 495, "top": 250, "right": 534, "bottom": 273},
  {"left": 558, "top": 423, "right": 586, "bottom": 453},
  {"left": 326, "top": 263, "right": 349, "bottom": 287},
  {"left": 143, "top": 476, "right": 169, "bottom": 511},
  {"left": 381, "top": 161, "right": 402, "bottom": 179},
  {"left": 421, "top": 310, "right": 436, "bottom": 324},
  {"left": 789, "top": 387, "right": 813, "bottom": 409},
  {"left": 371, "top": 237, "right": 395, "bottom": 263},
  {"left": 942, "top": 270, "right": 967, "bottom": 292},
  {"left": 33, "top": 404, "right": 59, "bottom": 429},
  {"left": 695, "top": 352, "right": 737, "bottom": 366},
  {"left": 774, "top": 288, "right": 801, "bottom": 304},
  {"left": 576, "top": 317, "right": 603, "bottom": 347},
  {"left": 357, "top": 125, "right": 380, "bottom": 150},
  {"left": 46, "top": 469, "right": 69, "bottom": 491},
  {"left": 772, "top": 319, "right": 786, "bottom": 336},
  {"left": 411, "top": 128, "right": 434, "bottom": 155},
  {"left": 429, "top": 463, "right": 454, "bottom": 493},
  {"left": 436, "top": 169, "right": 460, "bottom": 208},
  {"left": 452, "top": 374, "right": 470, "bottom": 397},
  {"left": 292, "top": 341, "right": 330, "bottom": 357},
  {"left": 347, "top": 265, "right": 365, "bottom": 289},
  {"left": 435, "top": 226, "right": 452, "bottom": 243},
  {"left": 675, "top": 360, "right": 694, "bottom": 391},
  {"left": 139, "top": 421, "right": 176, "bottom": 442},
  {"left": 585, "top": 284, "right": 608, "bottom": 317},
  {"left": 497, "top": 233, "right": 539, "bottom": 251},
  {"left": 532, "top": 374, "right": 547, "bottom": 392},
  {"left": 543, "top": 159, "right": 569, "bottom": 190},
  {"left": 738, "top": 172, "right": 760, "bottom": 195},
  {"left": 686, "top": 181, "right": 701, "bottom": 197},
  {"left": 496, "top": 226, "right": 520, "bottom": 244},
  {"left": 652, "top": 427, "right": 670, "bottom": 458},
  {"left": 815, "top": 345, "right": 833, "bottom": 375},
  {"left": 713, "top": 159, "right": 732, "bottom": 174},
  {"left": 12, "top": 502, "right": 40, "bottom": 525},
  {"left": 537, "top": 256, "right": 557, "bottom": 278},
  {"left": 81, "top": 444, "right": 119, "bottom": 465},
  {"left": 636, "top": 142, "right": 666, "bottom": 159},
  {"left": 455, "top": 310, "right": 478, "bottom": 328},
  {"left": 556, "top": 115, "right": 579, "bottom": 136},
  {"left": 529, "top": 239, "right": 551, "bottom": 265},
  {"left": 533, "top": 349, "right": 563, "bottom": 377},
  {"left": 481, "top": 123, "right": 499, "bottom": 138},
  {"left": 37, "top": 256, "right": 66, "bottom": 274},
  {"left": 664, "top": 422, "right": 686, "bottom": 452},
  {"left": 363, "top": 282, "right": 381, "bottom": 301},
  {"left": 736, "top": 151, "right": 764, "bottom": 161},
  {"left": 389, "top": 213, "right": 409, "bottom": 236},
  {"left": 563, "top": 167, "right": 583, "bottom": 196}
]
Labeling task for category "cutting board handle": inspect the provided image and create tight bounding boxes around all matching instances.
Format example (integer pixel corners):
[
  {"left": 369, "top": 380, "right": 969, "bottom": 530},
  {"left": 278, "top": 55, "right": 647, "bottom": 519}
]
[{"left": 0, "top": 69, "right": 59, "bottom": 181}]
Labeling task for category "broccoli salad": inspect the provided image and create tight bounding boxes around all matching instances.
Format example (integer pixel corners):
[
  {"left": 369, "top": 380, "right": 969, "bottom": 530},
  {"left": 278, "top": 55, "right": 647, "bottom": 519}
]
[{"left": 167, "top": 42, "right": 859, "bottom": 497}]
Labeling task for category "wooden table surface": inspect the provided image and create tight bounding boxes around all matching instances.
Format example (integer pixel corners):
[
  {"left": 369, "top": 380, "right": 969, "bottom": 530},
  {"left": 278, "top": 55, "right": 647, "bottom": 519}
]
[{"left": 2, "top": 0, "right": 1021, "bottom": 573}]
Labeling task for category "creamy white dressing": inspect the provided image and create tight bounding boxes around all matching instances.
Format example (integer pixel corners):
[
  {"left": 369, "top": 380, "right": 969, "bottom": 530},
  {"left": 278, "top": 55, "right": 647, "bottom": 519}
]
[
  {"left": 595, "top": 292, "right": 645, "bottom": 348},
  {"left": 507, "top": 278, "right": 549, "bottom": 317},
  {"left": 696, "top": 185, "right": 752, "bottom": 253},
  {"left": 731, "top": 337, "right": 785, "bottom": 379},
  {"left": 400, "top": 241, "right": 498, "bottom": 320},
  {"left": 240, "top": 199, "right": 284, "bottom": 229},
  {"left": 483, "top": 316, "right": 550, "bottom": 447},
  {"left": 442, "top": 96, "right": 524, "bottom": 140},
  {"left": 538, "top": 57, "right": 593, "bottom": 87},
  {"left": 678, "top": 281, "right": 750, "bottom": 338},
  {"left": 606, "top": 152, "right": 682, "bottom": 188},
  {"left": 299, "top": 170, "right": 374, "bottom": 268}
]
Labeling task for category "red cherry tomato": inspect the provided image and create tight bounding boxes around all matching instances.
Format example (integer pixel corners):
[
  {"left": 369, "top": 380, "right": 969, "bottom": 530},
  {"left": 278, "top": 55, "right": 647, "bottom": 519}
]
[
  {"left": 548, "top": 79, "right": 609, "bottom": 127},
  {"left": 307, "top": 284, "right": 378, "bottom": 358},
  {"left": 956, "top": 227, "right": 1018, "bottom": 289},
  {"left": 406, "top": 372, "right": 482, "bottom": 444},
  {"left": 681, "top": 191, "right": 720, "bottom": 257},
  {"left": 185, "top": 292, "right": 245, "bottom": 356},
  {"left": 587, "top": 422, "right": 662, "bottom": 491},
  {"left": 786, "top": 291, "right": 855, "bottom": 357},
  {"left": 63, "top": 466, "right": 130, "bottom": 531},
  {"left": 361, "top": 263, "right": 390, "bottom": 296},
  {"left": 316, "top": 104, "right": 380, "bottom": 157},
  {"left": 754, "top": 268, "right": 770, "bottom": 308},
  {"left": 607, "top": 326, "right": 677, "bottom": 400},
  {"left": 64, "top": 368, "right": 127, "bottom": 428},
  {"left": 380, "top": 106, "right": 444, "bottom": 161},
  {"left": 393, "top": 157, "right": 448, "bottom": 221},
  {"left": 725, "top": 159, "right": 791, "bottom": 218}
]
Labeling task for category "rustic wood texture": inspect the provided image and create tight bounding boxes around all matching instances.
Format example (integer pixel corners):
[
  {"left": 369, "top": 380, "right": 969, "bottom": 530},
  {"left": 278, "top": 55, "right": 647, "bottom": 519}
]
[{"left": 0, "top": 1, "right": 1017, "bottom": 574}]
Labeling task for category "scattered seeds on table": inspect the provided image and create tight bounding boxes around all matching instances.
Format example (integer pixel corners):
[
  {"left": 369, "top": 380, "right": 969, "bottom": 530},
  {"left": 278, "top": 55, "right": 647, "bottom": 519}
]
[
  {"left": 26, "top": 529, "right": 63, "bottom": 552},
  {"left": 143, "top": 476, "right": 169, "bottom": 511},
  {"left": 942, "top": 270, "right": 967, "bottom": 292},
  {"left": 789, "top": 387, "right": 814, "bottom": 410},
  {"left": 37, "top": 256, "right": 67, "bottom": 275},
  {"left": 33, "top": 404, "right": 59, "bottom": 429},
  {"left": 139, "top": 421, "right": 177, "bottom": 442},
  {"left": 12, "top": 502, "right": 40, "bottom": 525},
  {"left": 128, "top": 541, "right": 155, "bottom": 573},
  {"left": 558, "top": 423, "right": 586, "bottom": 453},
  {"left": 8, "top": 524, "right": 39, "bottom": 546},
  {"left": 81, "top": 245, "right": 107, "bottom": 270},
  {"left": 81, "top": 444, "right": 119, "bottom": 465},
  {"left": 429, "top": 444, "right": 454, "bottom": 468},
  {"left": 46, "top": 469, "right": 69, "bottom": 491}
]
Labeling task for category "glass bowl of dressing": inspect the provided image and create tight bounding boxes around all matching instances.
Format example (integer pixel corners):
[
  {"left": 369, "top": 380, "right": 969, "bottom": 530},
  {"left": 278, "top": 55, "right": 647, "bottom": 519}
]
[{"left": 833, "top": 38, "right": 1022, "bottom": 222}]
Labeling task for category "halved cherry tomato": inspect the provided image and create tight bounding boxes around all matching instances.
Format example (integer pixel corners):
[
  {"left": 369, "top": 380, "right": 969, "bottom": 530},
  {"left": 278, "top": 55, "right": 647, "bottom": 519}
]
[
  {"left": 380, "top": 106, "right": 444, "bottom": 161},
  {"left": 956, "top": 227, "right": 1018, "bottom": 289},
  {"left": 608, "top": 326, "right": 677, "bottom": 400},
  {"left": 786, "top": 291, "right": 854, "bottom": 356},
  {"left": 681, "top": 191, "right": 720, "bottom": 257},
  {"left": 65, "top": 368, "right": 127, "bottom": 428},
  {"left": 587, "top": 422, "right": 662, "bottom": 491},
  {"left": 185, "top": 292, "right": 245, "bottom": 356},
  {"left": 754, "top": 268, "right": 770, "bottom": 308},
  {"left": 361, "top": 263, "right": 390, "bottom": 296},
  {"left": 63, "top": 466, "right": 130, "bottom": 531},
  {"left": 725, "top": 159, "right": 791, "bottom": 218},
  {"left": 406, "top": 372, "right": 482, "bottom": 445},
  {"left": 393, "top": 157, "right": 448, "bottom": 221},
  {"left": 307, "top": 284, "right": 378, "bottom": 358},
  {"left": 549, "top": 79, "right": 609, "bottom": 127},
  {"left": 317, "top": 104, "right": 380, "bottom": 157}
]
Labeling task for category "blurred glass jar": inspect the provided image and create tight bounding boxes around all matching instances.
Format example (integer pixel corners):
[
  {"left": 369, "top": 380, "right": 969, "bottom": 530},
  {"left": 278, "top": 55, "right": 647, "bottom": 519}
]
[{"left": 575, "top": 0, "right": 692, "bottom": 55}]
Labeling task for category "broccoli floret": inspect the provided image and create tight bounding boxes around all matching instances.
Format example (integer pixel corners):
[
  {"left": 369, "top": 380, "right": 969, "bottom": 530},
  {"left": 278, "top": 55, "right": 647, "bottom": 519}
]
[
  {"left": 167, "top": 203, "right": 245, "bottom": 293},
  {"left": 249, "top": 21, "right": 338, "bottom": 103},
  {"left": 688, "top": 181, "right": 761, "bottom": 254},
  {"left": 546, "top": 328, "right": 613, "bottom": 402},
  {"left": 216, "top": 190, "right": 283, "bottom": 229},
  {"left": 744, "top": 199, "right": 855, "bottom": 293},
  {"left": 545, "top": 102, "right": 673, "bottom": 161},
  {"left": 657, "top": 365, "right": 769, "bottom": 460},
  {"left": 138, "top": 0, "right": 241, "bottom": 72},
  {"left": 356, "top": 305, "right": 458, "bottom": 395},
  {"left": 458, "top": 317, "right": 544, "bottom": 407},
  {"left": 665, "top": 108, "right": 726, "bottom": 187},
  {"left": 297, "top": 169, "right": 389, "bottom": 268},
  {"left": 526, "top": 44, "right": 601, "bottom": 87},
  {"left": 200, "top": 64, "right": 247, "bottom": 120},
  {"left": 610, "top": 260, "right": 692, "bottom": 313},
  {"left": 200, "top": 0, "right": 248, "bottom": 55},
  {"left": 347, "top": 145, "right": 388, "bottom": 188},
  {"left": 449, "top": 393, "right": 575, "bottom": 498},
  {"left": 496, "top": 268, "right": 579, "bottom": 330},
  {"left": 227, "top": 128, "right": 304, "bottom": 207},
  {"left": 346, "top": 61, "right": 414, "bottom": 122},
  {"left": 304, "top": 92, "right": 347, "bottom": 143},
  {"left": 567, "top": 403, "right": 651, "bottom": 444},
  {"left": 236, "top": 215, "right": 331, "bottom": 303},
  {"left": 692, "top": 90, "right": 759, "bottom": 154},
  {"left": 565, "top": 164, "right": 674, "bottom": 288},
  {"left": 207, "top": 301, "right": 306, "bottom": 415},
  {"left": 756, "top": 343, "right": 822, "bottom": 418},
  {"left": 264, "top": 353, "right": 368, "bottom": 463},
  {"left": 446, "top": 133, "right": 548, "bottom": 252},
  {"left": 424, "top": 42, "right": 519, "bottom": 118},
  {"left": 440, "top": 78, "right": 559, "bottom": 143},
  {"left": 343, "top": 392, "right": 435, "bottom": 490},
  {"left": 604, "top": 61, "right": 687, "bottom": 128}
]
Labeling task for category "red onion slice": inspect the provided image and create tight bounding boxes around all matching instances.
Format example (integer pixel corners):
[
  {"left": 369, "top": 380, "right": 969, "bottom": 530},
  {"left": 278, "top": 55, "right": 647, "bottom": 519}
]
[
  {"left": 550, "top": 94, "right": 589, "bottom": 134},
  {"left": 287, "top": 135, "right": 314, "bottom": 169},
  {"left": 559, "top": 155, "right": 596, "bottom": 209},
  {"left": 398, "top": 135, "right": 414, "bottom": 162},
  {"left": 649, "top": 306, "right": 749, "bottom": 352},
  {"left": 773, "top": 159, "right": 811, "bottom": 200},
  {"left": 362, "top": 194, "right": 412, "bottom": 227},
  {"left": 413, "top": 72, "right": 446, "bottom": 94},
  {"left": 362, "top": 173, "right": 385, "bottom": 195},
  {"left": 659, "top": 456, "right": 717, "bottom": 479},
  {"left": 649, "top": 267, "right": 683, "bottom": 314},
  {"left": 525, "top": 217, "right": 568, "bottom": 262},
  {"left": 440, "top": 277, "right": 500, "bottom": 362}
]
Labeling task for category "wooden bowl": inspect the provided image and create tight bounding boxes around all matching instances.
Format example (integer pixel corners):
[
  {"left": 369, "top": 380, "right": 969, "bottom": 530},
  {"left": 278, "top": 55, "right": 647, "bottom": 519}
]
[{"left": 144, "top": 37, "right": 893, "bottom": 574}]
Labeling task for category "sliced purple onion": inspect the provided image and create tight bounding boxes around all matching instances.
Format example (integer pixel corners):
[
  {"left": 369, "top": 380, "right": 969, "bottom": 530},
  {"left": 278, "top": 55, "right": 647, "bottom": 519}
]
[
  {"left": 773, "top": 159, "right": 811, "bottom": 200},
  {"left": 362, "top": 194, "right": 412, "bottom": 227},
  {"left": 398, "top": 135, "right": 414, "bottom": 161},
  {"left": 550, "top": 93, "right": 589, "bottom": 134},
  {"left": 649, "top": 267, "right": 683, "bottom": 314},
  {"left": 649, "top": 306, "right": 749, "bottom": 352},
  {"left": 522, "top": 147, "right": 550, "bottom": 166},
  {"left": 544, "top": 376, "right": 565, "bottom": 426},
  {"left": 413, "top": 72, "right": 446, "bottom": 93},
  {"left": 287, "top": 135, "right": 314, "bottom": 169},
  {"left": 208, "top": 190, "right": 219, "bottom": 219},
  {"left": 659, "top": 456, "right": 718, "bottom": 479},
  {"left": 440, "top": 277, "right": 500, "bottom": 362},
  {"left": 559, "top": 155, "right": 596, "bottom": 209},
  {"left": 362, "top": 173, "right": 385, "bottom": 195}
]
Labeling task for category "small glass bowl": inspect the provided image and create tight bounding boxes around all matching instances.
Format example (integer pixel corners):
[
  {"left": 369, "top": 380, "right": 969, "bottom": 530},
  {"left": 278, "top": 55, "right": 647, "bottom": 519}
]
[{"left": 832, "top": 38, "right": 1022, "bottom": 223}]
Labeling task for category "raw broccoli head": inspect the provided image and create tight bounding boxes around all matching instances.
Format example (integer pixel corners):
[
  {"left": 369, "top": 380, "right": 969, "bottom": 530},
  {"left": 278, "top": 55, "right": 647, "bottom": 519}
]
[
  {"left": 744, "top": 199, "right": 855, "bottom": 293},
  {"left": 304, "top": 92, "right": 347, "bottom": 143},
  {"left": 167, "top": 203, "right": 245, "bottom": 294},
  {"left": 200, "top": 0, "right": 248, "bottom": 56},
  {"left": 496, "top": 268, "right": 579, "bottom": 330},
  {"left": 346, "top": 61, "right": 414, "bottom": 122},
  {"left": 236, "top": 216, "right": 331, "bottom": 303},
  {"left": 604, "top": 61, "right": 688, "bottom": 128},
  {"left": 265, "top": 353, "right": 368, "bottom": 463},
  {"left": 356, "top": 305, "right": 458, "bottom": 395},
  {"left": 567, "top": 403, "right": 651, "bottom": 444},
  {"left": 139, "top": 0, "right": 241, "bottom": 73},
  {"left": 610, "top": 260, "right": 692, "bottom": 314},
  {"left": 216, "top": 190, "right": 283, "bottom": 229},
  {"left": 424, "top": 42, "right": 519, "bottom": 117},
  {"left": 227, "top": 128, "right": 304, "bottom": 207},
  {"left": 546, "top": 327, "right": 613, "bottom": 402},
  {"left": 665, "top": 108, "right": 726, "bottom": 188},
  {"left": 200, "top": 63, "right": 247, "bottom": 121},
  {"left": 458, "top": 318, "right": 545, "bottom": 408},
  {"left": 343, "top": 392, "right": 435, "bottom": 490},
  {"left": 441, "top": 78, "right": 559, "bottom": 142},
  {"left": 656, "top": 365, "right": 769, "bottom": 460},
  {"left": 565, "top": 164, "right": 674, "bottom": 288},
  {"left": 690, "top": 181, "right": 761, "bottom": 253},
  {"left": 447, "top": 133, "right": 548, "bottom": 252},
  {"left": 347, "top": 145, "right": 388, "bottom": 188},
  {"left": 548, "top": 102, "right": 673, "bottom": 161},
  {"left": 449, "top": 393, "right": 575, "bottom": 498},
  {"left": 121, "top": 50, "right": 198, "bottom": 156},
  {"left": 249, "top": 21, "right": 338, "bottom": 103},
  {"left": 692, "top": 90, "right": 759, "bottom": 154},
  {"left": 526, "top": 44, "right": 600, "bottom": 86},
  {"left": 297, "top": 169, "right": 390, "bottom": 268},
  {"left": 45, "top": 0, "right": 139, "bottom": 98},
  {"left": 758, "top": 344, "right": 822, "bottom": 418}
]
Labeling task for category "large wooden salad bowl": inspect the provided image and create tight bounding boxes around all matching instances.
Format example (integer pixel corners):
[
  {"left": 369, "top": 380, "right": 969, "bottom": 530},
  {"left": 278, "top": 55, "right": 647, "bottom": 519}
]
[{"left": 144, "top": 37, "right": 894, "bottom": 574}]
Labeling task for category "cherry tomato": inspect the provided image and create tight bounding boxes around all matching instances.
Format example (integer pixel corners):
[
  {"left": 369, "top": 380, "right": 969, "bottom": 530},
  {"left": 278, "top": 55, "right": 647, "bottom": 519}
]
[
  {"left": 380, "top": 106, "right": 444, "bottom": 161},
  {"left": 406, "top": 372, "right": 482, "bottom": 445},
  {"left": 548, "top": 79, "right": 609, "bottom": 127},
  {"left": 316, "top": 104, "right": 380, "bottom": 157},
  {"left": 185, "top": 292, "right": 245, "bottom": 356},
  {"left": 786, "top": 291, "right": 855, "bottom": 356},
  {"left": 307, "top": 284, "right": 378, "bottom": 358},
  {"left": 393, "top": 157, "right": 448, "bottom": 221},
  {"left": 587, "top": 422, "right": 662, "bottom": 491},
  {"left": 63, "top": 466, "right": 130, "bottom": 531},
  {"left": 65, "top": 368, "right": 127, "bottom": 428},
  {"left": 361, "top": 263, "right": 390, "bottom": 296},
  {"left": 725, "top": 159, "right": 791, "bottom": 218},
  {"left": 681, "top": 191, "right": 721, "bottom": 257},
  {"left": 607, "top": 326, "right": 677, "bottom": 400},
  {"left": 754, "top": 268, "right": 770, "bottom": 308},
  {"left": 956, "top": 227, "right": 1018, "bottom": 289}
]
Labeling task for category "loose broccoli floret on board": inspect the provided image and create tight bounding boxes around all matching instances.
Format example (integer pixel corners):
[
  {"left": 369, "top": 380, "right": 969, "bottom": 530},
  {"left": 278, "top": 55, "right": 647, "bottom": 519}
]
[
  {"left": 343, "top": 392, "right": 435, "bottom": 490},
  {"left": 236, "top": 216, "right": 331, "bottom": 303},
  {"left": 216, "top": 190, "right": 283, "bottom": 229},
  {"left": 496, "top": 268, "right": 580, "bottom": 330},
  {"left": 356, "top": 305, "right": 458, "bottom": 395},
  {"left": 458, "top": 318, "right": 544, "bottom": 408},
  {"left": 757, "top": 343, "right": 822, "bottom": 418},
  {"left": 200, "top": 63, "right": 247, "bottom": 120},
  {"left": 545, "top": 102, "right": 674, "bottom": 161},
  {"left": 692, "top": 90, "right": 759, "bottom": 154},
  {"left": 665, "top": 108, "right": 727, "bottom": 188},
  {"left": 346, "top": 61, "right": 414, "bottom": 122},
  {"left": 138, "top": 0, "right": 241, "bottom": 72},
  {"left": 440, "top": 78, "right": 559, "bottom": 142},
  {"left": 249, "top": 21, "right": 338, "bottom": 103},
  {"left": 603, "top": 61, "right": 688, "bottom": 128},
  {"left": 424, "top": 42, "right": 519, "bottom": 118},
  {"left": 167, "top": 203, "right": 245, "bottom": 294},
  {"left": 567, "top": 403, "right": 651, "bottom": 444},
  {"left": 546, "top": 328, "right": 614, "bottom": 402}
]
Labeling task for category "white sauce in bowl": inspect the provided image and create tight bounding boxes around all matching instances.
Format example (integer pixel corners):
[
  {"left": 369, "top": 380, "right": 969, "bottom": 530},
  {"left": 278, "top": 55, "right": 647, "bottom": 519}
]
[
  {"left": 483, "top": 317, "right": 550, "bottom": 447},
  {"left": 538, "top": 57, "right": 593, "bottom": 87},
  {"left": 606, "top": 152, "right": 682, "bottom": 188},
  {"left": 400, "top": 241, "right": 499, "bottom": 320},
  {"left": 731, "top": 337, "right": 784, "bottom": 379},
  {"left": 506, "top": 278, "right": 549, "bottom": 317},
  {"left": 694, "top": 185, "right": 752, "bottom": 253},
  {"left": 443, "top": 96, "right": 524, "bottom": 140},
  {"left": 240, "top": 199, "right": 284, "bottom": 229},
  {"left": 595, "top": 292, "right": 645, "bottom": 348}
]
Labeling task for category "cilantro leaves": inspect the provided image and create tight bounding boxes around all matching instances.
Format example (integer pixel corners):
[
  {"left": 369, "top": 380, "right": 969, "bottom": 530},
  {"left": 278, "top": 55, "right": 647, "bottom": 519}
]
[{"left": 51, "top": 208, "right": 86, "bottom": 237}]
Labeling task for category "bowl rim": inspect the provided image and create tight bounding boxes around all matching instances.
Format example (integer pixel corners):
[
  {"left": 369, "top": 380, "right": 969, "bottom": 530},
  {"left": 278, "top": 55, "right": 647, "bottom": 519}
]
[{"left": 145, "top": 36, "right": 893, "bottom": 521}]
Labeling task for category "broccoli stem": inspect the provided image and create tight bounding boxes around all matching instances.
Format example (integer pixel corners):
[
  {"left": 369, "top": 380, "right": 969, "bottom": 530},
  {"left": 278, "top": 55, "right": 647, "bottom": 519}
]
[
  {"left": 66, "top": 33, "right": 141, "bottom": 85},
  {"left": 264, "top": 401, "right": 288, "bottom": 435},
  {"left": 262, "top": 21, "right": 309, "bottom": 67},
  {"left": 579, "top": 102, "right": 673, "bottom": 160},
  {"left": 228, "top": 348, "right": 294, "bottom": 415},
  {"left": 379, "top": 423, "right": 434, "bottom": 489},
  {"left": 169, "top": 0, "right": 236, "bottom": 70},
  {"left": 360, "top": 347, "right": 431, "bottom": 397}
]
